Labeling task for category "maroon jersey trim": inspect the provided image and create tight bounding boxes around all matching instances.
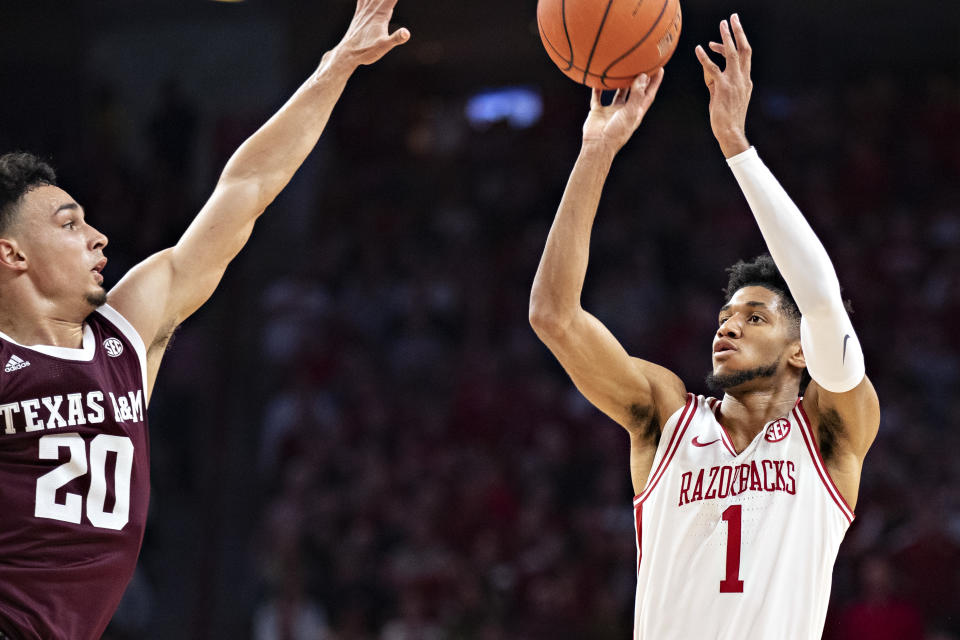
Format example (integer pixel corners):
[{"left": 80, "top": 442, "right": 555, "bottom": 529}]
[{"left": 0, "top": 305, "right": 146, "bottom": 390}]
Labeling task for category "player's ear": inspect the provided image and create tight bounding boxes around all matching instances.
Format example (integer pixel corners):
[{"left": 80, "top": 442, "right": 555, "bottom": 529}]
[
  {"left": 787, "top": 340, "right": 805, "bottom": 370},
  {"left": 0, "top": 237, "right": 28, "bottom": 272}
]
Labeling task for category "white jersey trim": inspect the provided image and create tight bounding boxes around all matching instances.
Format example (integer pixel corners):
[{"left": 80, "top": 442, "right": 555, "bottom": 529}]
[
  {"left": 94, "top": 304, "right": 149, "bottom": 395},
  {"left": 634, "top": 394, "right": 699, "bottom": 506},
  {"left": 793, "top": 402, "right": 855, "bottom": 524},
  {"left": 0, "top": 324, "right": 96, "bottom": 361}
]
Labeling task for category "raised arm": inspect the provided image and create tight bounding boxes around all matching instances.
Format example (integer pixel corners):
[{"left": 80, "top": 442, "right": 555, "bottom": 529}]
[
  {"left": 529, "top": 71, "right": 686, "bottom": 491},
  {"left": 107, "top": 0, "right": 409, "bottom": 398},
  {"left": 696, "top": 14, "right": 879, "bottom": 507}
]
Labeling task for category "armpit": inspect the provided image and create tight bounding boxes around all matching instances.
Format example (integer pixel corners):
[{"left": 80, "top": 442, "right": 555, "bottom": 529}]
[
  {"left": 149, "top": 322, "right": 180, "bottom": 355},
  {"left": 629, "top": 403, "right": 661, "bottom": 446},
  {"left": 817, "top": 407, "right": 843, "bottom": 463}
]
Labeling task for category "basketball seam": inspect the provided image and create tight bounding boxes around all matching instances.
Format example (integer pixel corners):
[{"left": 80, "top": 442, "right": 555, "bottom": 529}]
[
  {"left": 539, "top": 12, "right": 573, "bottom": 69},
  {"left": 561, "top": 0, "right": 575, "bottom": 70},
  {"left": 600, "top": 0, "right": 672, "bottom": 81},
  {"left": 541, "top": 30, "right": 664, "bottom": 86},
  {"left": 581, "top": 0, "right": 617, "bottom": 85}
]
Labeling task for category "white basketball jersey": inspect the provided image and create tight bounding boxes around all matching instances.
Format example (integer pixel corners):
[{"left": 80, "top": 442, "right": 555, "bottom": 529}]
[{"left": 632, "top": 394, "right": 853, "bottom": 640}]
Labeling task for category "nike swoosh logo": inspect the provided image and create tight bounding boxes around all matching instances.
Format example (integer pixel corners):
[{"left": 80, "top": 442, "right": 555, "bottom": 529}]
[
  {"left": 692, "top": 436, "right": 721, "bottom": 448},
  {"left": 842, "top": 334, "right": 851, "bottom": 365}
]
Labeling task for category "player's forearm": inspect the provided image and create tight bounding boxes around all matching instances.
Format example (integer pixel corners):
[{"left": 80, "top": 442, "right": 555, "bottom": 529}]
[
  {"left": 727, "top": 147, "right": 840, "bottom": 312},
  {"left": 530, "top": 144, "right": 615, "bottom": 329},
  {"left": 728, "top": 147, "right": 865, "bottom": 392},
  {"left": 218, "top": 48, "right": 357, "bottom": 213}
]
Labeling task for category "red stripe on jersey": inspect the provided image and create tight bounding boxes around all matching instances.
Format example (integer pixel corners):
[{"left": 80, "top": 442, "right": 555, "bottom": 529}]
[
  {"left": 707, "top": 397, "right": 739, "bottom": 456},
  {"left": 794, "top": 404, "right": 855, "bottom": 524},
  {"left": 635, "top": 395, "right": 699, "bottom": 506},
  {"left": 717, "top": 422, "right": 739, "bottom": 457},
  {"left": 634, "top": 394, "right": 694, "bottom": 503}
]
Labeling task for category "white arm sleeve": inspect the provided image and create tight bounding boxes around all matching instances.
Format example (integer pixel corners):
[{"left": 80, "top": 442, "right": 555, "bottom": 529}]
[{"left": 727, "top": 147, "right": 865, "bottom": 393}]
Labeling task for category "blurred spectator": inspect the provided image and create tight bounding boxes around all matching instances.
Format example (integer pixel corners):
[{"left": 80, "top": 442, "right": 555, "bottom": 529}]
[
  {"left": 148, "top": 79, "right": 198, "bottom": 182},
  {"left": 827, "top": 556, "right": 924, "bottom": 640}
]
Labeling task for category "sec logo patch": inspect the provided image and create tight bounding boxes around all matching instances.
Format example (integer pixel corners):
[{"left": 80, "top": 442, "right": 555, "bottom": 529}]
[
  {"left": 764, "top": 418, "right": 791, "bottom": 443},
  {"left": 103, "top": 337, "right": 124, "bottom": 358}
]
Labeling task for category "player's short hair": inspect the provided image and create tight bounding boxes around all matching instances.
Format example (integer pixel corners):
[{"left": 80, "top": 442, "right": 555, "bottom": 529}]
[
  {"left": 725, "top": 254, "right": 807, "bottom": 391},
  {"left": 724, "top": 253, "right": 841, "bottom": 394},
  {"left": 724, "top": 253, "right": 801, "bottom": 332},
  {"left": 0, "top": 152, "right": 58, "bottom": 234}
]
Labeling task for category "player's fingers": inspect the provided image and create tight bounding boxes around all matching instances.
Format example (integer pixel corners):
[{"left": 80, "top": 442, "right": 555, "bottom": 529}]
[
  {"left": 695, "top": 45, "right": 722, "bottom": 81},
  {"left": 731, "top": 14, "right": 752, "bottom": 74},
  {"left": 708, "top": 41, "right": 725, "bottom": 56},
  {"left": 388, "top": 27, "right": 411, "bottom": 45},
  {"left": 633, "top": 72, "right": 650, "bottom": 93},
  {"left": 620, "top": 75, "right": 642, "bottom": 108},
  {"left": 718, "top": 19, "right": 738, "bottom": 62},
  {"left": 623, "top": 73, "right": 648, "bottom": 104},
  {"left": 591, "top": 87, "right": 602, "bottom": 109},
  {"left": 635, "top": 68, "right": 664, "bottom": 111}
]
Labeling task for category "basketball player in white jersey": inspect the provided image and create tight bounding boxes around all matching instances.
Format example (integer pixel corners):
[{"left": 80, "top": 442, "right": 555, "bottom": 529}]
[{"left": 530, "top": 14, "right": 880, "bottom": 639}]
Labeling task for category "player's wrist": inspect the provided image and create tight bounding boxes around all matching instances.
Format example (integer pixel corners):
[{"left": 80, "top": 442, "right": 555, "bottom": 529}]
[
  {"left": 318, "top": 46, "right": 361, "bottom": 78},
  {"left": 715, "top": 128, "right": 750, "bottom": 158},
  {"left": 580, "top": 139, "right": 619, "bottom": 163}
]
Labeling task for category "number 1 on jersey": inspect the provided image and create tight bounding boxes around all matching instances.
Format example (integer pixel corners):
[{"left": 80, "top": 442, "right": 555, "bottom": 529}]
[{"left": 720, "top": 504, "right": 745, "bottom": 593}]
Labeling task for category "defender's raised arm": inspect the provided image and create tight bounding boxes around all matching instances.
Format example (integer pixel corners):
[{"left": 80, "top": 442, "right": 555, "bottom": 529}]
[{"left": 108, "top": 0, "right": 410, "bottom": 399}]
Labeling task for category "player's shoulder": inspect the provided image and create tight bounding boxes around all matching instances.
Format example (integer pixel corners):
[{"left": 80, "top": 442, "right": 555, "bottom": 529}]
[
  {"left": 93, "top": 305, "right": 148, "bottom": 354},
  {"left": 630, "top": 357, "right": 687, "bottom": 421},
  {"left": 106, "top": 248, "right": 177, "bottom": 351},
  {"left": 659, "top": 392, "right": 714, "bottom": 433}
]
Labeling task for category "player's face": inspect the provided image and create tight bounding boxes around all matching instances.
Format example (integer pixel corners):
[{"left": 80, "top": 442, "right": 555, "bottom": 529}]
[
  {"left": 13, "top": 185, "right": 109, "bottom": 311},
  {"left": 708, "top": 286, "right": 800, "bottom": 392}
]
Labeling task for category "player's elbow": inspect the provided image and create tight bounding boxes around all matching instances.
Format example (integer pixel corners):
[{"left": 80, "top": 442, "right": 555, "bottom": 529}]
[{"left": 529, "top": 299, "right": 574, "bottom": 343}]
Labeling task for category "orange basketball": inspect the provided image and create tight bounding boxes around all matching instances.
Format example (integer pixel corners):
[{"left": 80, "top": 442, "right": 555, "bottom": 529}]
[{"left": 537, "top": 0, "right": 682, "bottom": 89}]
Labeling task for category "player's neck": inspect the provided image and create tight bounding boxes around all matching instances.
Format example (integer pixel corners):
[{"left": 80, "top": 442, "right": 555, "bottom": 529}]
[
  {"left": 0, "top": 296, "right": 88, "bottom": 349},
  {"left": 718, "top": 387, "right": 798, "bottom": 440}
]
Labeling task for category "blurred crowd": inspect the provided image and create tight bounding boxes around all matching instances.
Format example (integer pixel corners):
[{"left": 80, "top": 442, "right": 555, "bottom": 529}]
[{"left": 16, "top": 50, "right": 958, "bottom": 639}]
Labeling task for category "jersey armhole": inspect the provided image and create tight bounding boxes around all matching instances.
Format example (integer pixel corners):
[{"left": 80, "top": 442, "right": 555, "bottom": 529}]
[
  {"left": 793, "top": 402, "right": 855, "bottom": 524},
  {"left": 634, "top": 393, "right": 698, "bottom": 506},
  {"left": 95, "top": 304, "right": 149, "bottom": 394}
]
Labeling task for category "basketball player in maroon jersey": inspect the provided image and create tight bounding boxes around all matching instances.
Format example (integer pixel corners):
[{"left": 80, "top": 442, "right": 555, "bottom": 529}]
[
  {"left": 0, "top": 1, "right": 408, "bottom": 637},
  {"left": 530, "top": 15, "right": 880, "bottom": 638}
]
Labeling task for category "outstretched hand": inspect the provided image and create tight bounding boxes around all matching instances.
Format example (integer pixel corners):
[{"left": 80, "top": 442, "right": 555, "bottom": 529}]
[
  {"left": 336, "top": 0, "right": 410, "bottom": 66},
  {"left": 581, "top": 69, "right": 665, "bottom": 155},
  {"left": 695, "top": 13, "right": 752, "bottom": 158}
]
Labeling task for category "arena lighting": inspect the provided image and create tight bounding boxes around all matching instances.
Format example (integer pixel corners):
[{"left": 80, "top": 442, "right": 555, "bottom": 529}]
[{"left": 465, "top": 87, "right": 543, "bottom": 129}]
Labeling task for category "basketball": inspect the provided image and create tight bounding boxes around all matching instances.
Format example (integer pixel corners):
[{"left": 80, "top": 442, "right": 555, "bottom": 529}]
[{"left": 537, "top": 0, "right": 683, "bottom": 89}]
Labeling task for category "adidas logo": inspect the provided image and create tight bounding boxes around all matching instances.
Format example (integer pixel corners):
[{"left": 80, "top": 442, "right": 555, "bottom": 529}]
[{"left": 4, "top": 355, "right": 30, "bottom": 373}]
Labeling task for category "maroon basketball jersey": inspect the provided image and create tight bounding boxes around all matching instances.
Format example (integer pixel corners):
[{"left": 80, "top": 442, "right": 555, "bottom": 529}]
[{"left": 0, "top": 305, "right": 150, "bottom": 640}]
